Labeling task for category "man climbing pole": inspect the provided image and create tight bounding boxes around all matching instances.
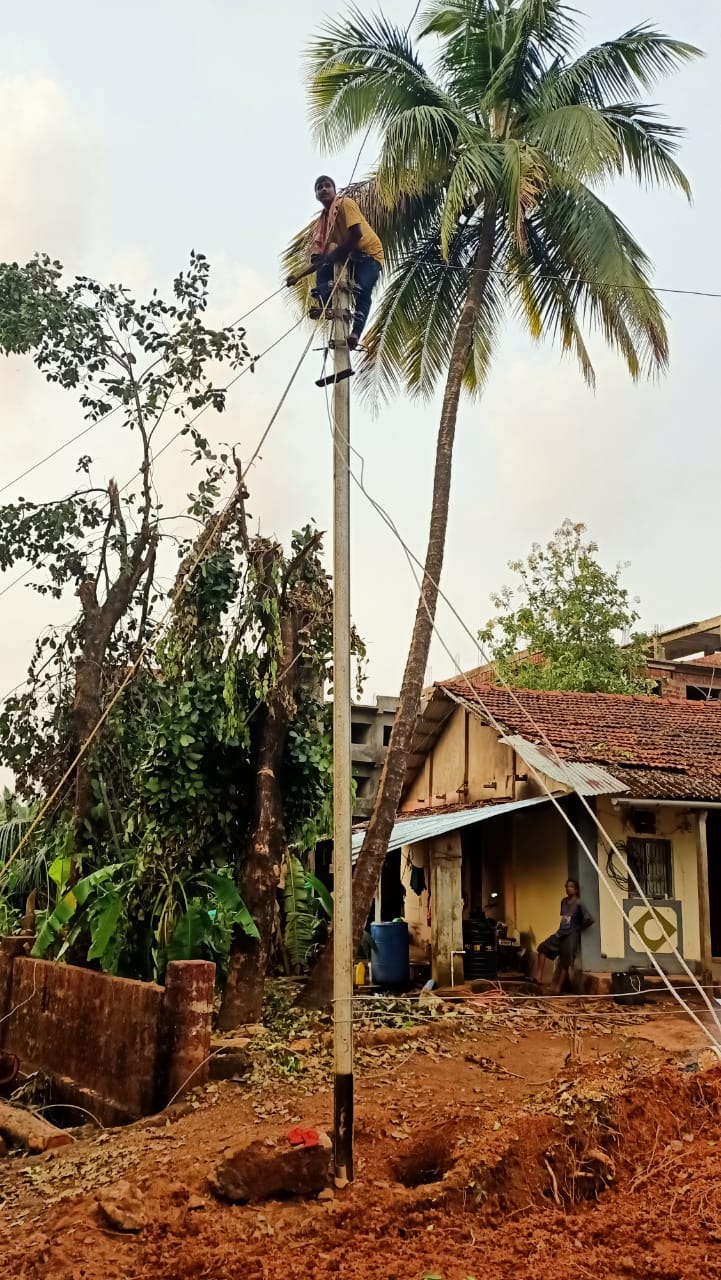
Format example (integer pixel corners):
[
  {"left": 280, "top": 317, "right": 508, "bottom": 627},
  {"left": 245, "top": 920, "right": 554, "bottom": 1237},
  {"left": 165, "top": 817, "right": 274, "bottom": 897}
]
[{"left": 286, "top": 175, "right": 384, "bottom": 351}]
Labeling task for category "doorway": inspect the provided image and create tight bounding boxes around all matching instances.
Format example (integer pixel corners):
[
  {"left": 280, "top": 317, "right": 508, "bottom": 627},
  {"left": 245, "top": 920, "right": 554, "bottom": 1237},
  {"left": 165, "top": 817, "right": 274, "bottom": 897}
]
[{"left": 379, "top": 849, "right": 404, "bottom": 921}]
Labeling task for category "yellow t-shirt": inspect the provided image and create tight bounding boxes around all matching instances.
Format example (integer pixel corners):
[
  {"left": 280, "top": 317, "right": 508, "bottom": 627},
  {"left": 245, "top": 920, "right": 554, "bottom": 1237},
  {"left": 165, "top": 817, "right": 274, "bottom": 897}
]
[{"left": 329, "top": 197, "right": 384, "bottom": 264}]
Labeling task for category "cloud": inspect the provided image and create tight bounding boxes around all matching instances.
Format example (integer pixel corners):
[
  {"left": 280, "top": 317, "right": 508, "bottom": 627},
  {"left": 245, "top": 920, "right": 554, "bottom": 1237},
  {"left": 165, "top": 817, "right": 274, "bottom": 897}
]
[{"left": 0, "top": 75, "right": 95, "bottom": 262}]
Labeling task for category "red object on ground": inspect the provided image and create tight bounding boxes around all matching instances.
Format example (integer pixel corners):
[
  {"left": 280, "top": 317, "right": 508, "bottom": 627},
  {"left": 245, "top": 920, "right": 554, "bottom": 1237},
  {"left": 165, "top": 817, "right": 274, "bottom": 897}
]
[{"left": 287, "top": 1126, "right": 320, "bottom": 1148}]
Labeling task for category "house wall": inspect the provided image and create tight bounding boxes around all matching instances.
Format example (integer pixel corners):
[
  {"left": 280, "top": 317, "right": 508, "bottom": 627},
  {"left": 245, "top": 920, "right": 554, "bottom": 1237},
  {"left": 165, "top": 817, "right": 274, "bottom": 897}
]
[
  {"left": 512, "top": 806, "right": 569, "bottom": 952},
  {"left": 404, "top": 706, "right": 559, "bottom": 812},
  {"left": 595, "top": 798, "right": 701, "bottom": 966}
]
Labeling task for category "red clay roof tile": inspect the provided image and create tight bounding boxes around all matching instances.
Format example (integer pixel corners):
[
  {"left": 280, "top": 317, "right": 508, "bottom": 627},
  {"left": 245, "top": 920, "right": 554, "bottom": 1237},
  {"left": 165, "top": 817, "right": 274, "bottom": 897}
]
[{"left": 438, "top": 680, "right": 721, "bottom": 799}]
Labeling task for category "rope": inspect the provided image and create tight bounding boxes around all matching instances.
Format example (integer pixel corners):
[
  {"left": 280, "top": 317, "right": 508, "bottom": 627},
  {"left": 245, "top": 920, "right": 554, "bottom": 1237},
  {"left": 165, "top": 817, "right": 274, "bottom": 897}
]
[
  {"left": 0, "top": 317, "right": 306, "bottom": 627},
  {"left": 0, "top": 285, "right": 286, "bottom": 504},
  {"left": 319, "top": 392, "right": 721, "bottom": 1050}
]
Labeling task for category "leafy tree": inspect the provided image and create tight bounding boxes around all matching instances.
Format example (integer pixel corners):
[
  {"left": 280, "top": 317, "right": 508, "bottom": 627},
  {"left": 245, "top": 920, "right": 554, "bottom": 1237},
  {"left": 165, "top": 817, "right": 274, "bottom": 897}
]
[
  {"left": 287, "top": 0, "right": 700, "bottom": 1005},
  {"left": 0, "top": 252, "right": 250, "bottom": 846},
  {"left": 0, "top": 258, "right": 365, "bottom": 1021},
  {"left": 479, "top": 520, "right": 650, "bottom": 693}
]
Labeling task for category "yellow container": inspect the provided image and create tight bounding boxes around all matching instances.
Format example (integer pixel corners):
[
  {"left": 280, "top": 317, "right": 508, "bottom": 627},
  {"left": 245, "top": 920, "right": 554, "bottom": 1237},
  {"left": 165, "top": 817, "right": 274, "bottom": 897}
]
[{"left": 354, "top": 961, "right": 366, "bottom": 986}]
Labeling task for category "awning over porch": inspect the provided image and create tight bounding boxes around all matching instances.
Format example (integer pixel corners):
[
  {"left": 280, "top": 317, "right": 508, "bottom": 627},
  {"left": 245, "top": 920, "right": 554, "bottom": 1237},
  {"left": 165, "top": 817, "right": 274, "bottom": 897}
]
[{"left": 351, "top": 793, "right": 552, "bottom": 862}]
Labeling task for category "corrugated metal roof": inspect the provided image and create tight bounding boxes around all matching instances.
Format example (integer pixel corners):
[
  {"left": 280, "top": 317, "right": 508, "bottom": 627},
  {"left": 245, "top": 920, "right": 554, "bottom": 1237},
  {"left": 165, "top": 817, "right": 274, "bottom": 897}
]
[
  {"left": 501, "top": 735, "right": 627, "bottom": 797},
  {"left": 351, "top": 794, "right": 551, "bottom": 861}
]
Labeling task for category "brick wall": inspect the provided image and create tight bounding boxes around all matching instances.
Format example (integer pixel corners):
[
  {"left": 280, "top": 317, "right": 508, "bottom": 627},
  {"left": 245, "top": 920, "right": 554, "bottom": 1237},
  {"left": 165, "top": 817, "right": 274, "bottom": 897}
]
[{"left": 0, "top": 940, "right": 215, "bottom": 1125}]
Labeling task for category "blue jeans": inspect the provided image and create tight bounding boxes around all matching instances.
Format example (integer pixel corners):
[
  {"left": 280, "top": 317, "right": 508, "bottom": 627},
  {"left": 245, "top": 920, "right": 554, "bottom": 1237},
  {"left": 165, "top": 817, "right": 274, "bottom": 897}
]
[{"left": 313, "top": 253, "right": 382, "bottom": 338}]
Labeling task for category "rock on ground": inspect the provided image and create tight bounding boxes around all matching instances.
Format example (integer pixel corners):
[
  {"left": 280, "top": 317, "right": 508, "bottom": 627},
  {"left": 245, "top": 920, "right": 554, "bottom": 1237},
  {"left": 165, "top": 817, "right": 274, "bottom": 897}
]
[{"left": 96, "top": 1180, "right": 147, "bottom": 1233}]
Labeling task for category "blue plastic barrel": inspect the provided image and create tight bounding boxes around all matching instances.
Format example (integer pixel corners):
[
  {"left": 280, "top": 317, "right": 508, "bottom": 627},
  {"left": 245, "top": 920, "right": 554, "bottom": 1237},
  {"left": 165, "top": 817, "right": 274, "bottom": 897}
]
[{"left": 370, "top": 920, "right": 410, "bottom": 988}]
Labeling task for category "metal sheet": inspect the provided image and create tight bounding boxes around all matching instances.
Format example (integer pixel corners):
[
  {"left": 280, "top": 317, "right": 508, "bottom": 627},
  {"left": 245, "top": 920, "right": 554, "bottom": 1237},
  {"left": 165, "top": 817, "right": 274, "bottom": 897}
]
[
  {"left": 351, "top": 793, "right": 551, "bottom": 861},
  {"left": 500, "top": 735, "right": 627, "bottom": 797}
]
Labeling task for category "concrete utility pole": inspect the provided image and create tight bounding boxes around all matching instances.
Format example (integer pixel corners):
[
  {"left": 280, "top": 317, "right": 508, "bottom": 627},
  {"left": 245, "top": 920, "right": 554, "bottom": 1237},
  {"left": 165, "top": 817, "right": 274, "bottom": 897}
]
[{"left": 331, "top": 264, "right": 354, "bottom": 1184}]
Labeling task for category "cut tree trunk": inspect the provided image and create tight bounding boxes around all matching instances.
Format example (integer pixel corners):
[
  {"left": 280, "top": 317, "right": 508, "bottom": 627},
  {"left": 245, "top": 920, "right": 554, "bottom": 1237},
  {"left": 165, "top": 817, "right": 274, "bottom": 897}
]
[
  {"left": 0, "top": 1101, "right": 73, "bottom": 1153},
  {"left": 218, "top": 614, "right": 299, "bottom": 1028},
  {"left": 301, "top": 210, "right": 497, "bottom": 1009}
]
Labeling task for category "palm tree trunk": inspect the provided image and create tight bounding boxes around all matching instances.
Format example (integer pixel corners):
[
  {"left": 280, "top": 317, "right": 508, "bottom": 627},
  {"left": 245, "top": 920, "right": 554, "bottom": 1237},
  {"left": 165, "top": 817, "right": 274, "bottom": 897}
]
[{"left": 302, "top": 207, "right": 497, "bottom": 1008}]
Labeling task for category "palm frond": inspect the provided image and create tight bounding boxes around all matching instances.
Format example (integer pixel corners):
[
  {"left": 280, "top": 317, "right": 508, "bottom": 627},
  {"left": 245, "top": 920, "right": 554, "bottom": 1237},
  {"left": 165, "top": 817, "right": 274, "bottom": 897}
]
[
  {"left": 525, "top": 103, "right": 620, "bottom": 181},
  {"left": 508, "top": 236, "right": 596, "bottom": 386},
  {"left": 528, "top": 179, "right": 669, "bottom": 379},
  {"left": 418, "top": 0, "right": 497, "bottom": 39},
  {"left": 541, "top": 26, "right": 702, "bottom": 110},
  {"left": 0, "top": 815, "right": 31, "bottom": 863},
  {"left": 440, "top": 145, "right": 503, "bottom": 256},
  {"left": 498, "top": 139, "right": 547, "bottom": 244},
  {"left": 479, "top": 1, "right": 581, "bottom": 118},
  {"left": 375, "top": 103, "right": 465, "bottom": 201},
  {"left": 359, "top": 217, "right": 506, "bottom": 404},
  {"left": 601, "top": 102, "right": 691, "bottom": 197},
  {"left": 358, "top": 225, "right": 469, "bottom": 403},
  {"left": 462, "top": 255, "right": 509, "bottom": 394},
  {"left": 306, "top": 6, "right": 447, "bottom": 150},
  {"left": 517, "top": 0, "right": 581, "bottom": 57}
]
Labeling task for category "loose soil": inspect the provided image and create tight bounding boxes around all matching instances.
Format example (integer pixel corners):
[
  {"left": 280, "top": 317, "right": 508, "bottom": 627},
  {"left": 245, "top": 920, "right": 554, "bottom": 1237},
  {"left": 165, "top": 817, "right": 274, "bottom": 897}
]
[{"left": 2, "top": 995, "right": 721, "bottom": 1280}]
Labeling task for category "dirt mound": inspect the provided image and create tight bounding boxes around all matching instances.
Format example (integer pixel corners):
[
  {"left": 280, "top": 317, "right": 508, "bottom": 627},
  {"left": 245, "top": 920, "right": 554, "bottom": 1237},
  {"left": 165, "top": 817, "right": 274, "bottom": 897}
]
[
  {"left": 4, "top": 1022, "right": 721, "bottom": 1280},
  {"left": 417, "top": 1063, "right": 721, "bottom": 1220}
]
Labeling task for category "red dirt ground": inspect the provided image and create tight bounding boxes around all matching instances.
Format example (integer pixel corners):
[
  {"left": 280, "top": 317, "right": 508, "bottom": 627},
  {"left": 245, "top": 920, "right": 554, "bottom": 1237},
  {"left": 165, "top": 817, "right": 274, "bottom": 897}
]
[{"left": 2, "top": 999, "right": 721, "bottom": 1280}]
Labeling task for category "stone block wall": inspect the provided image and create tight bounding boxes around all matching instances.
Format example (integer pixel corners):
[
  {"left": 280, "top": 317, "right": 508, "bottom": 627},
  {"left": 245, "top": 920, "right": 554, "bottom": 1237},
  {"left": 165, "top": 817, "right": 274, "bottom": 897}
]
[{"left": 0, "top": 940, "right": 215, "bottom": 1125}]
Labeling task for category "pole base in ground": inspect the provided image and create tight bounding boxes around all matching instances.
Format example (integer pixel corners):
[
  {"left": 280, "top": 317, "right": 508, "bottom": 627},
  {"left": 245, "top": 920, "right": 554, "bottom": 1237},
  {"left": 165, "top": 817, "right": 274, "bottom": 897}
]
[{"left": 333, "top": 1071, "right": 354, "bottom": 1185}]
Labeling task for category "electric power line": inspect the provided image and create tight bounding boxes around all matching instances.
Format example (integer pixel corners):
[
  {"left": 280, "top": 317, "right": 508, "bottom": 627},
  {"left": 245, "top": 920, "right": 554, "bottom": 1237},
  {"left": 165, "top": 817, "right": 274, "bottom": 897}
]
[
  {"left": 0, "top": 284, "right": 287, "bottom": 505},
  {"left": 0, "top": 315, "right": 305, "bottom": 620},
  {"left": 419, "top": 261, "right": 721, "bottom": 300},
  {"left": 319, "top": 378, "right": 721, "bottom": 1048}
]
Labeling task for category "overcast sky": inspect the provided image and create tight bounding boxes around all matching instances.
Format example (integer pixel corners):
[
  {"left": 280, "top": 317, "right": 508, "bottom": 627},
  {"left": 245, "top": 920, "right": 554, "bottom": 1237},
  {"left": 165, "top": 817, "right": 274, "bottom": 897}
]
[{"left": 1, "top": 0, "right": 719, "bottom": 732}]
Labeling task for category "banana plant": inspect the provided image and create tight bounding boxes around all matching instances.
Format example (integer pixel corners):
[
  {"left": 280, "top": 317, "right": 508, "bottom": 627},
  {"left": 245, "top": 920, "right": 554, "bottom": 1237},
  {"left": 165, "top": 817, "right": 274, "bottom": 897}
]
[{"left": 283, "top": 854, "right": 332, "bottom": 971}]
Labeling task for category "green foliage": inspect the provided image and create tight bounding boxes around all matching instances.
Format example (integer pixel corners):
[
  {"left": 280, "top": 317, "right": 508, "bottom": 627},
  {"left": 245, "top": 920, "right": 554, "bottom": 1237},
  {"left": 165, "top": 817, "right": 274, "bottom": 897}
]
[
  {"left": 287, "top": 2, "right": 701, "bottom": 403},
  {"left": 0, "top": 790, "right": 37, "bottom": 865},
  {"left": 0, "top": 251, "right": 252, "bottom": 803},
  {"left": 283, "top": 854, "right": 332, "bottom": 970},
  {"left": 28, "top": 855, "right": 259, "bottom": 981},
  {"left": 32, "top": 863, "right": 121, "bottom": 962},
  {"left": 479, "top": 520, "right": 651, "bottom": 694},
  {"left": 0, "top": 254, "right": 366, "bottom": 992},
  {"left": 262, "top": 982, "right": 312, "bottom": 1039}
]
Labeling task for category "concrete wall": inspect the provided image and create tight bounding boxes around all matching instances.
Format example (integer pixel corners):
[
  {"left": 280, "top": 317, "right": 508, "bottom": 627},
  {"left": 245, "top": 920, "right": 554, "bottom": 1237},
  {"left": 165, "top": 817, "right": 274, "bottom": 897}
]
[
  {"left": 352, "top": 696, "right": 398, "bottom": 819},
  {"left": 595, "top": 799, "right": 700, "bottom": 968},
  {"left": 0, "top": 944, "right": 215, "bottom": 1124}
]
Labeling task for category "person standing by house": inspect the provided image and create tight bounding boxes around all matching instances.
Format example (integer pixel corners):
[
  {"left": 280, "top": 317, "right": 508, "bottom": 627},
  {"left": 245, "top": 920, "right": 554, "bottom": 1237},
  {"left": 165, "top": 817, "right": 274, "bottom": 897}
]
[
  {"left": 285, "top": 175, "right": 384, "bottom": 350},
  {"left": 535, "top": 879, "right": 593, "bottom": 994}
]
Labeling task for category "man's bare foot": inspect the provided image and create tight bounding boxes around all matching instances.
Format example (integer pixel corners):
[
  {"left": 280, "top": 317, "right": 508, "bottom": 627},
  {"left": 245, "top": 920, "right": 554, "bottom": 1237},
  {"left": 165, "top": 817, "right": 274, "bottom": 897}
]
[{"left": 348, "top": 333, "right": 359, "bottom": 351}]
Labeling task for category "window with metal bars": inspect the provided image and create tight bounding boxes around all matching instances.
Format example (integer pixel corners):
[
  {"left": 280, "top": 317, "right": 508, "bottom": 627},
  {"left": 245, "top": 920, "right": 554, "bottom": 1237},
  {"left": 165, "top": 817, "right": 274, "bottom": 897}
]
[{"left": 626, "top": 837, "right": 673, "bottom": 899}]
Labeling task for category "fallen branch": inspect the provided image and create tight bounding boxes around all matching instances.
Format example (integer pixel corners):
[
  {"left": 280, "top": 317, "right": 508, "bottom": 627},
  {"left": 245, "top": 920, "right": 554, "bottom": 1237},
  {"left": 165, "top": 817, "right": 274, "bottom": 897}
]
[{"left": 0, "top": 1100, "right": 73, "bottom": 1152}]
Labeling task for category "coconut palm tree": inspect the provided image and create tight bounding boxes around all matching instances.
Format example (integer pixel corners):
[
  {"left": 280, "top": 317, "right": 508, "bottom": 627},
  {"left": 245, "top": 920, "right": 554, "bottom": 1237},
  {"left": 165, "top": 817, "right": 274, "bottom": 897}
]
[{"left": 286, "top": 0, "right": 700, "bottom": 1004}]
